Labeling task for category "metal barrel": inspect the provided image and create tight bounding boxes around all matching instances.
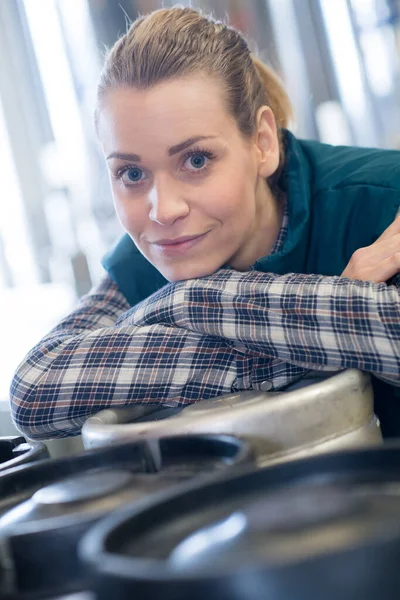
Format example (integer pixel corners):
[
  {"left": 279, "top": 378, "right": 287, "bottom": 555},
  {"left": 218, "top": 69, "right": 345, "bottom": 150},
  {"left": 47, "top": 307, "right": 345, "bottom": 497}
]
[{"left": 82, "top": 369, "right": 382, "bottom": 465}]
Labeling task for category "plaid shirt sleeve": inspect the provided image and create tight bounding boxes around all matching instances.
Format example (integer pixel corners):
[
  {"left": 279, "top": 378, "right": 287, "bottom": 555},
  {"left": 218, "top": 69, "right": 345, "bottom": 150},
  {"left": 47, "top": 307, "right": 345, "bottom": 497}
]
[
  {"left": 9, "top": 275, "right": 248, "bottom": 440},
  {"left": 130, "top": 269, "right": 400, "bottom": 385}
]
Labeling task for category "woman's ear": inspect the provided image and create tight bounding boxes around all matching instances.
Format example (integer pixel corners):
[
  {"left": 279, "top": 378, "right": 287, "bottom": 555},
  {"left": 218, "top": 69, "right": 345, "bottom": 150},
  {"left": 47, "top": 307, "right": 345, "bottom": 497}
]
[{"left": 254, "top": 106, "right": 280, "bottom": 178}]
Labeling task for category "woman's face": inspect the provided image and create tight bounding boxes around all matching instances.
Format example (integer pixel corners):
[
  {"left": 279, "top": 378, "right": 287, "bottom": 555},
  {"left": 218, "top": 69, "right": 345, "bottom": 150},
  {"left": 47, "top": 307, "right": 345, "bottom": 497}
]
[{"left": 98, "top": 75, "right": 281, "bottom": 281}]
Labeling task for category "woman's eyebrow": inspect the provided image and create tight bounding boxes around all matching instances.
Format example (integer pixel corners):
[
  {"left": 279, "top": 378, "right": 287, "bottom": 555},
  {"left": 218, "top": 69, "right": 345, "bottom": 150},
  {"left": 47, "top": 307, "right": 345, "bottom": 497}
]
[
  {"left": 106, "top": 135, "right": 217, "bottom": 162},
  {"left": 168, "top": 135, "right": 217, "bottom": 156},
  {"left": 106, "top": 151, "right": 141, "bottom": 161}
]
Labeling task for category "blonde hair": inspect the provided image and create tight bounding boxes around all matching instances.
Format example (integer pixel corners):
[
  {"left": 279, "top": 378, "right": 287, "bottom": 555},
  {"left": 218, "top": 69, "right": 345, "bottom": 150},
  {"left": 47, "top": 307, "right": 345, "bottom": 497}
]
[{"left": 97, "top": 6, "right": 293, "bottom": 192}]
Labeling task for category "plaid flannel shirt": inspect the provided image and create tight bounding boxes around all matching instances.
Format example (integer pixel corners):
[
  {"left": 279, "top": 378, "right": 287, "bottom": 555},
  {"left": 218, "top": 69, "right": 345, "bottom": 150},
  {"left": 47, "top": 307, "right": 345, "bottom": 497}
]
[{"left": 10, "top": 207, "right": 400, "bottom": 440}]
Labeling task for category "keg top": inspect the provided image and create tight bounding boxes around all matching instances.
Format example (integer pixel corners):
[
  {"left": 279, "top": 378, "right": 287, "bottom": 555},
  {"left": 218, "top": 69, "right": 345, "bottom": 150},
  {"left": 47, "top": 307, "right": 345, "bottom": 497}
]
[
  {"left": 0, "top": 435, "right": 252, "bottom": 599},
  {"left": 80, "top": 443, "right": 400, "bottom": 600}
]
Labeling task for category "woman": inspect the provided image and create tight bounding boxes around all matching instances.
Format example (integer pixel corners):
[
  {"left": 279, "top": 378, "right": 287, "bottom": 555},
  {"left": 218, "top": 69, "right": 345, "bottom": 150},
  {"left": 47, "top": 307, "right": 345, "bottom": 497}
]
[{"left": 10, "top": 7, "right": 400, "bottom": 440}]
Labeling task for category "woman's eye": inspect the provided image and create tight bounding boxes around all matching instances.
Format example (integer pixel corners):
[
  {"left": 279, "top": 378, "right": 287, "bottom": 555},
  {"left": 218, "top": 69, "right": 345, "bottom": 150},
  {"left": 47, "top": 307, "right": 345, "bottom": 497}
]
[
  {"left": 183, "top": 152, "right": 210, "bottom": 171},
  {"left": 120, "top": 167, "right": 145, "bottom": 185}
]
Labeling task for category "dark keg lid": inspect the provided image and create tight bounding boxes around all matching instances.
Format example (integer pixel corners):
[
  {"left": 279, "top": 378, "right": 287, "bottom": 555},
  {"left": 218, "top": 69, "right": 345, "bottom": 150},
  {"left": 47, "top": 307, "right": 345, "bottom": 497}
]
[
  {"left": 80, "top": 442, "right": 400, "bottom": 600},
  {"left": 2, "top": 592, "right": 93, "bottom": 599},
  {"left": 0, "top": 437, "right": 49, "bottom": 473},
  {"left": 2, "top": 593, "right": 93, "bottom": 600},
  {"left": 0, "top": 434, "right": 251, "bottom": 598}
]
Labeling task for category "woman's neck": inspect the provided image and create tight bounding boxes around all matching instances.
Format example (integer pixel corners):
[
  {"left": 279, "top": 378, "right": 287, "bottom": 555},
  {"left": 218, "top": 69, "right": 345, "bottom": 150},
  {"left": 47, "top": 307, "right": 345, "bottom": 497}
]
[{"left": 233, "top": 180, "right": 285, "bottom": 271}]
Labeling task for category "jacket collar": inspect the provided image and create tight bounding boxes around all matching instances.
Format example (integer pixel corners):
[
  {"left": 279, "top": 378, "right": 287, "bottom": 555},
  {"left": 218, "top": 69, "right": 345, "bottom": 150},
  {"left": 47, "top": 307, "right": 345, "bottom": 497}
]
[{"left": 254, "top": 129, "right": 312, "bottom": 274}]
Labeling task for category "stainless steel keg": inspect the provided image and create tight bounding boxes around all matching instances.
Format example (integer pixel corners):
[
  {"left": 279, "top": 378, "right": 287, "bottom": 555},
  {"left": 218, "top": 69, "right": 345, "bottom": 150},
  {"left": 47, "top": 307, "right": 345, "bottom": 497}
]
[{"left": 82, "top": 369, "right": 382, "bottom": 466}]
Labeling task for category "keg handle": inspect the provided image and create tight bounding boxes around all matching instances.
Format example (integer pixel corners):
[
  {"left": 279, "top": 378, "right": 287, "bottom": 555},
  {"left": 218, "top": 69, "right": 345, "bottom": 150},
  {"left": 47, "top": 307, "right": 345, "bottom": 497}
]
[
  {"left": 140, "top": 439, "right": 163, "bottom": 473},
  {"left": 86, "top": 405, "right": 162, "bottom": 426}
]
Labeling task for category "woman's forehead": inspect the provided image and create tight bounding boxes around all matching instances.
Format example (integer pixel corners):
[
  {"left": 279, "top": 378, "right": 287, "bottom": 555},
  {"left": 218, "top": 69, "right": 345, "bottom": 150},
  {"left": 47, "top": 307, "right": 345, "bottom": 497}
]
[{"left": 97, "top": 76, "right": 238, "bottom": 152}]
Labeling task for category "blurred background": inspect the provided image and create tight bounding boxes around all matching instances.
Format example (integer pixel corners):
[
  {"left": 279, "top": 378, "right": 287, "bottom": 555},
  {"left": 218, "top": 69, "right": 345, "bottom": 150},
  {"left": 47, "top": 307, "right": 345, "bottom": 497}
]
[{"left": 0, "top": 0, "right": 400, "bottom": 437}]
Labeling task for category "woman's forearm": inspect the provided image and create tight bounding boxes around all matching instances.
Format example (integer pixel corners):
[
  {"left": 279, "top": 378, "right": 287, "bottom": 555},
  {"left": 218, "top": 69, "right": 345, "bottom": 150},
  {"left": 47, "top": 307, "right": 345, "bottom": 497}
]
[
  {"left": 130, "top": 270, "right": 400, "bottom": 383},
  {"left": 9, "top": 276, "right": 238, "bottom": 440},
  {"left": 10, "top": 323, "right": 238, "bottom": 440}
]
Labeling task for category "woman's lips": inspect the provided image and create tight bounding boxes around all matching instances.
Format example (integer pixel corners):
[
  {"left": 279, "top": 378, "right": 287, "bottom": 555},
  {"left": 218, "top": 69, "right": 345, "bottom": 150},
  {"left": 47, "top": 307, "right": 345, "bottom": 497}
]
[{"left": 151, "top": 231, "right": 210, "bottom": 256}]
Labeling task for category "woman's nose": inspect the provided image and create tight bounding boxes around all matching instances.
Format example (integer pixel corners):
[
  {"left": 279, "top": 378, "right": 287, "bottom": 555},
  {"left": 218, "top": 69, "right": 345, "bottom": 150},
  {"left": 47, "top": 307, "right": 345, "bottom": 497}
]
[{"left": 148, "top": 177, "right": 189, "bottom": 226}]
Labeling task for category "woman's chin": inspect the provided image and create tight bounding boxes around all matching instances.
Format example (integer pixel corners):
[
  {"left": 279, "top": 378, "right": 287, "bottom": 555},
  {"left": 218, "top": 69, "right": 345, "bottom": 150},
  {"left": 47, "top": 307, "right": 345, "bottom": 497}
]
[{"left": 157, "top": 261, "right": 222, "bottom": 282}]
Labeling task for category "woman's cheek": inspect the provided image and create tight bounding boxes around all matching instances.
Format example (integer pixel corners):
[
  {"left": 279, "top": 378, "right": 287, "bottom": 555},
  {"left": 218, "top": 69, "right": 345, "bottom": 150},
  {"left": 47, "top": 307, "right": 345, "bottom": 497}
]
[
  {"left": 113, "top": 191, "right": 140, "bottom": 231},
  {"left": 113, "top": 198, "right": 129, "bottom": 228}
]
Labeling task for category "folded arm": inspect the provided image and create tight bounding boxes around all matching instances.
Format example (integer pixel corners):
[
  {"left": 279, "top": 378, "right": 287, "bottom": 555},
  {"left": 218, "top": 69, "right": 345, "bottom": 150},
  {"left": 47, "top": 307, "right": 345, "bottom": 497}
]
[
  {"left": 130, "top": 270, "right": 400, "bottom": 385},
  {"left": 9, "top": 276, "right": 240, "bottom": 440}
]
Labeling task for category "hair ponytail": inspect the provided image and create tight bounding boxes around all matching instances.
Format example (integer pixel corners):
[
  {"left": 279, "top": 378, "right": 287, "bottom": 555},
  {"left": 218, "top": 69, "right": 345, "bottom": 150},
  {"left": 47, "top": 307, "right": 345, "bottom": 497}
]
[{"left": 251, "top": 56, "right": 293, "bottom": 129}]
